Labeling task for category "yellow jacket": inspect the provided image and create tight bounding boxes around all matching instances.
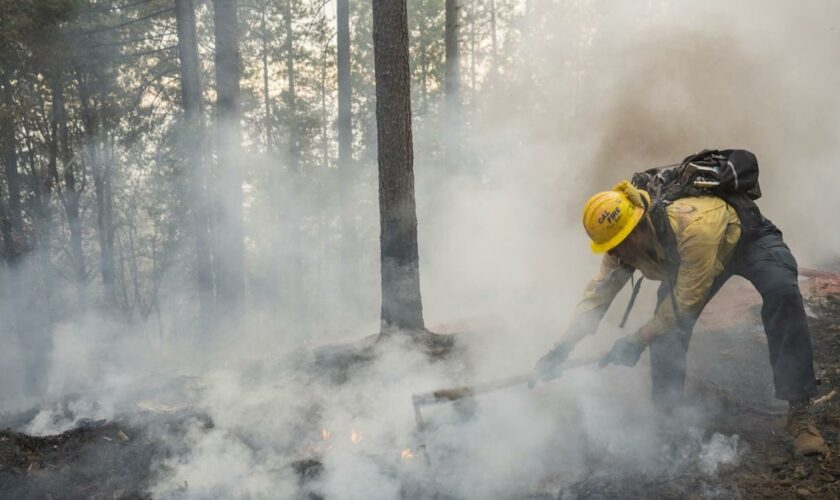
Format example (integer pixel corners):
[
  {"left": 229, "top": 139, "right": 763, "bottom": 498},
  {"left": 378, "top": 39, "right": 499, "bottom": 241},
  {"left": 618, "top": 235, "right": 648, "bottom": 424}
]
[{"left": 569, "top": 196, "right": 741, "bottom": 344}]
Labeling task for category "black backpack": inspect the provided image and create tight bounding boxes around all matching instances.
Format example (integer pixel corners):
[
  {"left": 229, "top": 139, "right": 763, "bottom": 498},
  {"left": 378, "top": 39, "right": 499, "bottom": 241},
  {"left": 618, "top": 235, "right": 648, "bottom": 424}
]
[
  {"left": 618, "top": 149, "right": 771, "bottom": 328},
  {"left": 632, "top": 149, "right": 761, "bottom": 202},
  {"left": 631, "top": 149, "right": 770, "bottom": 255}
]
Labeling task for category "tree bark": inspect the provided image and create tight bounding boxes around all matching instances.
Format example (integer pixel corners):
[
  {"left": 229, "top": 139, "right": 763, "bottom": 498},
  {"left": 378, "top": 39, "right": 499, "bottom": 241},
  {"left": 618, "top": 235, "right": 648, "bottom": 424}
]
[
  {"left": 175, "top": 0, "right": 214, "bottom": 325},
  {"left": 372, "top": 0, "right": 425, "bottom": 333},
  {"left": 211, "top": 0, "right": 246, "bottom": 316},
  {"left": 444, "top": 0, "right": 461, "bottom": 167},
  {"left": 1, "top": 72, "right": 23, "bottom": 242}
]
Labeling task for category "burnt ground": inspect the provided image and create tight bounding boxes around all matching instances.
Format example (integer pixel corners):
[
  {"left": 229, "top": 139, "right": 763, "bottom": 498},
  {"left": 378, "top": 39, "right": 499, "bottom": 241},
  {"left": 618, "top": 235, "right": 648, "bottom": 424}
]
[
  {"left": 0, "top": 412, "right": 213, "bottom": 499},
  {"left": 561, "top": 274, "right": 840, "bottom": 499},
  {"left": 1, "top": 275, "right": 840, "bottom": 499},
  {"left": 0, "top": 421, "right": 156, "bottom": 499}
]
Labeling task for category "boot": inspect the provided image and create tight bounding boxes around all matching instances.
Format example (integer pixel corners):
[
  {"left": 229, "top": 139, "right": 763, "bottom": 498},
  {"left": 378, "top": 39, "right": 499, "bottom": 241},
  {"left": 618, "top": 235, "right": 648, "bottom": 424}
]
[{"left": 787, "top": 400, "right": 829, "bottom": 456}]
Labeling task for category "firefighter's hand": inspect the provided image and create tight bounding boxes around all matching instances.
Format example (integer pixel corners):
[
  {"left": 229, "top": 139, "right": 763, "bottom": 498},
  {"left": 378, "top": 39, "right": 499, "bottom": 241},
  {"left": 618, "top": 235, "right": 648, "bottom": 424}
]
[
  {"left": 534, "top": 341, "right": 576, "bottom": 381},
  {"left": 599, "top": 336, "right": 645, "bottom": 368}
]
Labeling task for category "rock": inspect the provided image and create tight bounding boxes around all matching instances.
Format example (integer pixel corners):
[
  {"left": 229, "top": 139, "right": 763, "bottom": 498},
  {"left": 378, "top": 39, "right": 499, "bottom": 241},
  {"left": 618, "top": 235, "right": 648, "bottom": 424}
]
[{"left": 796, "top": 487, "right": 812, "bottom": 497}]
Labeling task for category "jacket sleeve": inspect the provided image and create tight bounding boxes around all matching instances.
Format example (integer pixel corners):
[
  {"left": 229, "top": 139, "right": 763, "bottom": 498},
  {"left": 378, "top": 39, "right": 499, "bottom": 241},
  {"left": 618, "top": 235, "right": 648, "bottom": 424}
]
[
  {"left": 634, "top": 216, "right": 726, "bottom": 343},
  {"left": 564, "top": 254, "right": 633, "bottom": 343}
]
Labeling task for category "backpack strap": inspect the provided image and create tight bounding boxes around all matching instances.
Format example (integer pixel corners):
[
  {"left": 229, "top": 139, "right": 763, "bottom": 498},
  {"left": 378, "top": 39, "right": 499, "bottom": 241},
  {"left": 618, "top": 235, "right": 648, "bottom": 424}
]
[
  {"left": 647, "top": 203, "right": 686, "bottom": 329},
  {"left": 619, "top": 272, "right": 644, "bottom": 328}
]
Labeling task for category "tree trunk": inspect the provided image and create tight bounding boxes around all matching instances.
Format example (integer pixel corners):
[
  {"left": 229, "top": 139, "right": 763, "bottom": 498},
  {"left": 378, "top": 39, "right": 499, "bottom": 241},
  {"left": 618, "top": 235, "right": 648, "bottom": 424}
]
[
  {"left": 175, "top": 0, "right": 214, "bottom": 326},
  {"left": 0, "top": 85, "right": 15, "bottom": 263},
  {"left": 444, "top": 0, "right": 461, "bottom": 167},
  {"left": 211, "top": 0, "right": 246, "bottom": 316},
  {"left": 336, "top": 0, "right": 357, "bottom": 307},
  {"left": 51, "top": 75, "right": 87, "bottom": 301},
  {"left": 284, "top": 0, "right": 303, "bottom": 317},
  {"left": 489, "top": 0, "right": 498, "bottom": 79},
  {"left": 261, "top": 5, "right": 272, "bottom": 153},
  {"left": 78, "top": 78, "right": 116, "bottom": 306},
  {"left": 469, "top": 0, "right": 476, "bottom": 97},
  {"left": 372, "top": 0, "right": 425, "bottom": 333},
  {"left": 1, "top": 72, "right": 23, "bottom": 242},
  {"left": 284, "top": 0, "right": 299, "bottom": 172},
  {"left": 0, "top": 195, "right": 13, "bottom": 263},
  {"left": 318, "top": 33, "right": 330, "bottom": 327}
]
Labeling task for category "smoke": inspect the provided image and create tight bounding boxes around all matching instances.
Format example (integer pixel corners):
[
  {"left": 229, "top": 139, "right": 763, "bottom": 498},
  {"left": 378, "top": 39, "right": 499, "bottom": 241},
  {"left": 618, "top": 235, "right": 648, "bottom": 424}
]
[{"left": 2, "top": 0, "right": 839, "bottom": 498}]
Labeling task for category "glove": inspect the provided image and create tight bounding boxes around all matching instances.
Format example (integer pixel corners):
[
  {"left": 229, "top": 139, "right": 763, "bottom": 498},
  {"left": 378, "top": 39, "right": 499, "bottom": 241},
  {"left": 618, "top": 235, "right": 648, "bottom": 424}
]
[
  {"left": 599, "top": 336, "right": 645, "bottom": 368},
  {"left": 612, "top": 180, "right": 649, "bottom": 210},
  {"left": 534, "top": 341, "right": 576, "bottom": 381}
]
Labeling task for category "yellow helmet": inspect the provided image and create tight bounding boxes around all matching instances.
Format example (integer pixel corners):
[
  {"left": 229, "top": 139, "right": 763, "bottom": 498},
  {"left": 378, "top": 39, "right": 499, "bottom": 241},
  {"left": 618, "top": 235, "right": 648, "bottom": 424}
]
[{"left": 583, "top": 181, "right": 650, "bottom": 254}]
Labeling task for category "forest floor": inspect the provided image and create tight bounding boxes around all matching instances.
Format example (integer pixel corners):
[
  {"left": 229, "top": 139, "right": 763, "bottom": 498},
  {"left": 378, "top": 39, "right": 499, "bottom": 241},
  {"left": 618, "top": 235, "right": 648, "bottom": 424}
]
[
  {"left": 559, "top": 273, "right": 840, "bottom": 499},
  {"left": 2, "top": 274, "right": 840, "bottom": 499}
]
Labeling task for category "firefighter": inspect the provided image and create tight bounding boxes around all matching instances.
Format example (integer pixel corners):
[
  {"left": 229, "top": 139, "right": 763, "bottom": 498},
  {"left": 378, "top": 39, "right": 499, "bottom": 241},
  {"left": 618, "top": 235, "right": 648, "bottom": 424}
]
[{"left": 535, "top": 180, "right": 827, "bottom": 456}]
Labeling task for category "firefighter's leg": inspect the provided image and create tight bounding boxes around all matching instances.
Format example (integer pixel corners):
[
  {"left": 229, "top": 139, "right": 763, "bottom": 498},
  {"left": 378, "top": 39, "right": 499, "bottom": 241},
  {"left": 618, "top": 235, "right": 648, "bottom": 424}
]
[{"left": 735, "top": 233, "right": 817, "bottom": 400}]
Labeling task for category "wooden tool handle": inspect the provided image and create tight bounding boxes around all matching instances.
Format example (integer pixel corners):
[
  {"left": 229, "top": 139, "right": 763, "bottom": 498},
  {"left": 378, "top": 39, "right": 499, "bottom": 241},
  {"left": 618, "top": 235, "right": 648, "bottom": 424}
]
[{"left": 412, "top": 356, "right": 600, "bottom": 406}]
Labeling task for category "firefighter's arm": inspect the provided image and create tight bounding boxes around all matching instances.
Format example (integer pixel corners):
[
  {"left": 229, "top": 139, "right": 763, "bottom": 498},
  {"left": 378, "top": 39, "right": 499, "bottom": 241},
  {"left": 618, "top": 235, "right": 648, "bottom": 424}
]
[
  {"left": 633, "top": 220, "right": 723, "bottom": 343},
  {"left": 563, "top": 253, "right": 634, "bottom": 344},
  {"left": 536, "top": 254, "right": 632, "bottom": 379}
]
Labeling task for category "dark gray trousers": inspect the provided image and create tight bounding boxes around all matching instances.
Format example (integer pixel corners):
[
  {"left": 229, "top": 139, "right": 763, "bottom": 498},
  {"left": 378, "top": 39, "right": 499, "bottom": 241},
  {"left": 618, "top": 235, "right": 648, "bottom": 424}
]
[{"left": 649, "top": 230, "right": 818, "bottom": 408}]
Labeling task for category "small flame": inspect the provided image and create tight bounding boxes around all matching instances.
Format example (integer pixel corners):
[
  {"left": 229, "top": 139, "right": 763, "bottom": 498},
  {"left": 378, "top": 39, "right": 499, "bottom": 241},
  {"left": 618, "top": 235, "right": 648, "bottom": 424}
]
[
  {"left": 350, "top": 429, "right": 362, "bottom": 445},
  {"left": 321, "top": 429, "right": 331, "bottom": 441},
  {"left": 401, "top": 448, "right": 415, "bottom": 460}
]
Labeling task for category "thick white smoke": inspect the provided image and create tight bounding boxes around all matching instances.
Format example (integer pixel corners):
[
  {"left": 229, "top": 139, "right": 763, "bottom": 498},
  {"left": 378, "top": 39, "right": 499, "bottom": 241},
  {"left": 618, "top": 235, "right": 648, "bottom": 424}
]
[{"left": 3, "top": 0, "right": 839, "bottom": 497}]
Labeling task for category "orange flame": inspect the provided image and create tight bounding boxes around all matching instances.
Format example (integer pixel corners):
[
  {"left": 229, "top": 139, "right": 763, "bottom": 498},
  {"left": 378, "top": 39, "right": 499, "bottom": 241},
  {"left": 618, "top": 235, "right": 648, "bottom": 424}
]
[
  {"left": 350, "top": 429, "right": 362, "bottom": 445},
  {"left": 401, "top": 448, "right": 415, "bottom": 460},
  {"left": 321, "top": 429, "right": 331, "bottom": 441}
]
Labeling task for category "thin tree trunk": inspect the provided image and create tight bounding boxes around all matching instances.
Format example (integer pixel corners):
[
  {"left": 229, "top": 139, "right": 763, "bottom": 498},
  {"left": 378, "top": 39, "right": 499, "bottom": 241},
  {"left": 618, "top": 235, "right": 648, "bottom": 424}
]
[
  {"left": 78, "top": 78, "right": 117, "bottom": 306},
  {"left": 284, "top": 0, "right": 299, "bottom": 173},
  {"left": 0, "top": 78, "right": 15, "bottom": 262},
  {"left": 0, "top": 195, "right": 13, "bottom": 263},
  {"left": 52, "top": 75, "right": 87, "bottom": 301},
  {"left": 211, "top": 0, "right": 246, "bottom": 316},
  {"left": 318, "top": 34, "right": 329, "bottom": 327},
  {"left": 320, "top": 41, "right": 329, "bottom": 172},
  {"left": 469, "top": 0, "right": 476, "bottom": 97},
  {"left": 261, "top": 4, "right": 272, "bottom": 153},
  {"left": 115, "top": 232, "right": 132, "bottom": 317},
  {"left": 284, "top": 0, "right": 303, "bottom": 318},
  {"left": 175, "top": 0, "right": 214, "bottom": 327},
  {"left": 127, "top": 225, "right": 143, "bottom": 318},
  {"left": 444, "top": 0, "right": 461, "bottom": 168},
  {"left": 372, "top": 0, "right": 425, "bottom": 333},
  {"left": 1, "top": 72, "right": 23, "bottom": 241},
  {"left": 261, "top": 1, "right": 283, "bottom": 320},
  {"left": 489, "top": 0, "right": 498, "bottom": 80},
  {"left": 336, "top": 0, "right": 357, "bottom": 309}
]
